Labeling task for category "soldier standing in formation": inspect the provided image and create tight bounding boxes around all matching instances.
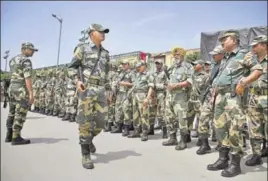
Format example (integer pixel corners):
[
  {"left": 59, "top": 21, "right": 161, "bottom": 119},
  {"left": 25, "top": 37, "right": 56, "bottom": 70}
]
[{"left": 5, "top": 42, "right": 37, "bottom": 145}]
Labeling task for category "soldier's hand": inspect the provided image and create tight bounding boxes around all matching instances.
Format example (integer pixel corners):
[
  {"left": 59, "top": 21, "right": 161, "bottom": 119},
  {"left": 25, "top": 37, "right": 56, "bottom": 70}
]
[
  {"left": 143, "top": 98, "right": 149, "bottom": 108},
  {"left": 235, "top": 83, "right": 245, "bottom": 96},
  {"left": 77, "top": 81, "right": 85, "bottom": 93},
  {"left": 29, "top": 94, "right": 34, "bottom": 104},
  {"left": 167, "top": 83, "right": 176, "bottom": 91}
]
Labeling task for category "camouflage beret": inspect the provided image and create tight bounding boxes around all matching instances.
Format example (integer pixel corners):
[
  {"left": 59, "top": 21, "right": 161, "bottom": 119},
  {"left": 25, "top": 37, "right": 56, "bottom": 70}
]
[
  {"left": 155, "top": 59, "right": 163, "bottom": 64},
  {"left": 135, "top": 61, "right": 146, "bottom": 68},
  {"left": 121, "top": 59, "right": 129, "bottom": 64},
  {"left": 88, "top": 23, "right": 109, "bottom": 34},
  {"left": 250, "top": 35, "right": 268, "bottom": 46},
  {"left": 21, "top": 42, "right": 38, "bottom": 51},
  {"left": 218, "top": 30, "right": 239, "bottom": 42}
]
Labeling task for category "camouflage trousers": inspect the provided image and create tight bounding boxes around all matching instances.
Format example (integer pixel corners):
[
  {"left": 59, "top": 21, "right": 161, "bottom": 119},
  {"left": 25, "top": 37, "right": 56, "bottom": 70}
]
[
  {"left": 133, "top": 92, "right": 149, "bottom": 132},
  {"left": 107, "top": 91, "right": 115, "bottom": 122},
  {"left": 34, "top": 91, "right": 40, "bottom": 108},
  {"left": 114, "top": 92, "right": 124, "bottom": 126},
  {"left": 53, "top": 92, "right": 62, "bottom": 113},
  {"left": 59, "top": 94, "right": 66, "bottom": 113},
  {"left": 187, "top": 97, "right": 202, "bottom": 130},
  {"left": 150, "top": 92, "right": 166, "bottom": 125},
  {"left": 198, "top": 99, "right": 213, "bottom": 139},
  {"left": 246, "top": 93, "right": 268, "bottom": 155},
  {"left": 122, "top": 98, "right": 133, "bottom": 126},
  {"left": 45, "top": 91, "right": 54, "bottom": 111},
  {"left": 39, "top": 91, "right": 46, "bottom": 109},
  {"left": 214, "top": 92, "right": 246, "bottom": 156},
  {"left": 7, "top": 86, "right": 29, "bottom": 138},
  {"left": 77, "top": 84, "right": 108, "bottom": 145},
  {"left": 64, "top": 90, "right": 76, "bottom": 114},
  {"left": 165, "top": 91, "right": 189, "bottom": 135}
]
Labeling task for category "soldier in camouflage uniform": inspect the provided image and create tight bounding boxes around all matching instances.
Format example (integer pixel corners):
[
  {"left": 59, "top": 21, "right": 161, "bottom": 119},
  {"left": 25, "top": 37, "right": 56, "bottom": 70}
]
[
  {"left": 69, "top": 23, "right": 110, "bottom": 169},
  {"left": 188, "top": 59, "right": 210, "bottom": 145},
  {"left": 162, "top": 47, "right": 193, "bottom": 151},
  {"left": 39, "top": 72, "right": 47, "bottom": 114},
  {"left": 33, "top": 72, "right": 42, "bottom": 112},
  {"left": 196, "top": 45, "right": 224, "bottom": 155},
  {"left": 62, "top": 68, "right": 77, "bottom": 122},
  {"left": 245, "top": 35, "right": 268, "bottom": 166},
  {"left": 58, "top": 73, "right": 67, "bottom": 118},
  {"left": 111, "top": 60, "right": 134, "bottom": 134},
  {"left": 45, "top": 70, "right": 56, "bottom": 115},
  {"left": 148, "top": 59, "right": 168, "bottom": 139},
  {"left": 104, "top": 65, "right": 118, "bottom": 131},
  {"left": 5, "top": 42, "right": 37, "bottom": 145},
  {"left": 52, "top": 71, "right": 65, "bottom": 117},
  {"left": 207, "top": 30, "right": 263, "bottom": 177},
  {"left": 204, "top": 61, "right": 211, "bottom": 74}
]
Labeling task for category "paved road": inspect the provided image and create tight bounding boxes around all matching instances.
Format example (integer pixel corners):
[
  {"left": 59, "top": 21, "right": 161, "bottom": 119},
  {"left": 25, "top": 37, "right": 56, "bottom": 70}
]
[{"left": 1, "top": 104, "right": 267, "bottom": 181}]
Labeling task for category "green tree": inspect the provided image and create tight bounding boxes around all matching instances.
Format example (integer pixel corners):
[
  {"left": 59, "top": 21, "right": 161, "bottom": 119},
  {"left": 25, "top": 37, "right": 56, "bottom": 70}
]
[{"left": 185, "top": 51, "right": 201, "bottom": 63}]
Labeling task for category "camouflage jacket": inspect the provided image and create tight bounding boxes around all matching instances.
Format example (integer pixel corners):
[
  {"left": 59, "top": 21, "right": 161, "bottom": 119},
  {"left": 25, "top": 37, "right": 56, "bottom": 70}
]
[
  {"left": 69, "top": 41, "right": 110, "bottom": 87},
  {"left": 148, "top": 69, "right": 168, "bottom": 92},
  {"left": 33, "top": 78, "right": 42, "bottom": 94},
  {"left": 54, "top": 78, "right": 65, "bottom": 94},
  {"left": 9, "top": 54, "right": 32, "bottom": 90},
  {"left": 133, "top": 71, "right": 150, "bottom": 93},
  {"left": 190, "top": 70, "right": 210, "bottom": 98},
  {"left": 118, "top": 69, "right": 134, "bottom": 93},
  {"left": 250, "top": 54, "right": 267, "bottom": 89}
]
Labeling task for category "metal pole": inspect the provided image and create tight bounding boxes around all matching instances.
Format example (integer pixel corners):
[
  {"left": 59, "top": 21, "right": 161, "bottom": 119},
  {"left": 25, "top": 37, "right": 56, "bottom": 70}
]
[
  {"left": 56, "top": 20, "right": 62, "bottom": 69},
  {"left": 3, "top": 51, "right": 9, "bottom": 72}
]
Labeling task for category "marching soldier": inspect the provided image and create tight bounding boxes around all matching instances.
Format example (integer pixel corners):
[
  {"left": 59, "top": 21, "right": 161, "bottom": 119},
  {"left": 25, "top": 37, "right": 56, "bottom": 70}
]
[{"left": 5, "top": 42, "right": 37, "bottom": 145}]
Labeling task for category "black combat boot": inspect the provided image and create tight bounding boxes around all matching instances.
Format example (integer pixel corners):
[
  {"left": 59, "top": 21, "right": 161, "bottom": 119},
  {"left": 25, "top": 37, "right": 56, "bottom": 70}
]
[
  {"left": 162, "top": 133, "right": 178, "bottom": 146},
  {"left": 122, "top": 125, "right": 130, "bottom": 137},
  {"left": 245, "top": 154, "right": 262, "bottom": 166},
  {"left": 175, "top": 133, "right": 187, "bottom": 151},
  {"left": 81, "top": 144, "right": 94, "bottom": 169},
  {"left": 128, "top": 128, "right": 141, "bottom": 138},
  {"left": 104, "top": 122, "right": 113, "bottom": 132},
  {"left": 207, "top": 147, "right": 229, "bottom": 171},
  {"left": 261, "top": 140, "right": 268, "bottom": 157},
  {"left": 148, "top": 124, "right": 154, "bottom": 135},
  {"left": 196, "top": 138, "right": 211, "bottom": 155},
  {"left": 58, "top": 111, "right": 65, "bottom": 118},
  {"left": 69, "top": 114, "right": 76, "bottom": 122},
  {"left": 129, "top": 122, "right": 134, "bottom": 131},
  {"left": 62, "top": 113, "right": 71, "bottom": 121},
  {"left": 196, "top": 138, "right": 202, "bottom": 146},
  {"left": 211, "top": 129, "right": 217, "bottom": 142},
  {"left": 5, "top": 128, "right": 13, "bottom": 143},
  {"left": 215, "top": 142, "right": 221, "bottom": 151},
  {"left": 11, "top": 135, "right": 31, "bottom": 145},
  {"left": 186, "top": 130, "right": 191, "bottom": 143},
  {"left": 89, "top": 142, "right": 96, "bottom": 154},
  {"left": 45, "top": 109, "right": 49, "bottom": 115},
  {"left": 111, "top": 123, "right": 123, "bottom": 133},
  {"left": 162, "top": 126, "right": 168, "bottom": 139},
  {"left": 221, "top": 154, "right": 241, "bottom": 177},
  {"left": 141, "top": 131, "right": 149, "bottom": 141},
  {"left": 48, "top": 110, "right": 53, "bottom": 116},
  {"left": 52, "top": 111, "right": 58, "bottom": 116}
]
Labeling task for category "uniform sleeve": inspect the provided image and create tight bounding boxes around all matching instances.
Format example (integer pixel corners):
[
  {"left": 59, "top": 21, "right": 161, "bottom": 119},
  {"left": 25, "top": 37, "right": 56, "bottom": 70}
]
[
  {"left": 22, "top": 59, "right": 33, "bottom": 79},
  {"left": 186, "top": 64, "right": 194, "bottom": 85},
  {"left": 68, "top": 46, "right": 84, "bottom": 69},
  {"left": 148, "top": 74, "right": 155, "bottom": 88},
  {"left": 104, "top": 52, "right": 111, "bottom": 90},
  {"left": 239, "top": 52, "right": 262, "bottom": 71}
]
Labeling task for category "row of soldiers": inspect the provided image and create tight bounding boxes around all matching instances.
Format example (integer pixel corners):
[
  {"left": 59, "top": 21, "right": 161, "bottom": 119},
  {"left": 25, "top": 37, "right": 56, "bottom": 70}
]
[
  {"left": 31, "top": 69, "right": 78, "bottom": 122},
  {"left": 101, "top": 33, "right": 268, "bottom": 178}
]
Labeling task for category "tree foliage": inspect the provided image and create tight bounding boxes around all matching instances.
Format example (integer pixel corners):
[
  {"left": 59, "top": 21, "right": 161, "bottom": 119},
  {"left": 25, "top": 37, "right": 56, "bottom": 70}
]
[{"left": 185, "top": 51, "right": 201, "bottom": 63}]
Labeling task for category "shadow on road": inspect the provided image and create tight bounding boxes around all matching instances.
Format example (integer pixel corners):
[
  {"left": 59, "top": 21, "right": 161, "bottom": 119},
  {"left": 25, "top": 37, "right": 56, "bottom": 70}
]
[
  {"left": 30, "top": 137, "right": 69, "bottom": 144},
  {"left": 27, "top": 116, "right": 46, "bottom": 120},
  {"left": 240, "top": 154, "right": 268, "bottom": 174},
  {"left": 93, "top": 150, "right": 142, "bottom": 163}
]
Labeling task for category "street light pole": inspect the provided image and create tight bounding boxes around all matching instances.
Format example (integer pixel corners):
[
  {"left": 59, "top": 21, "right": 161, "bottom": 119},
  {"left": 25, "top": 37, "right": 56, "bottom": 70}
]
[
  {"left": 52, "top": 14, "right": 63, "bottom": 70},
  {"left": 3, "top": 50, "right": 10, "bottom": 72}
]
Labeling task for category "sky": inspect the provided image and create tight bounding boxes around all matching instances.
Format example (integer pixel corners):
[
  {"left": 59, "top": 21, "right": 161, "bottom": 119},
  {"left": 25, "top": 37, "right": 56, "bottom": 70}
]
[{"left": 1, "top": 1, "right": 267, "bottom": 70}]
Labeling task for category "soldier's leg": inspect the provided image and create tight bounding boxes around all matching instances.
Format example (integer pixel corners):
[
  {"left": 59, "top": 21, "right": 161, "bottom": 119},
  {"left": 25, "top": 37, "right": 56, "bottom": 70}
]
[
  {"left": 155, "top": 92, "right": 167, "bottom": 138},
  {"left": 175, "top": 93, "right": 189, "bottom": 151},
  {"left": 69, "top": 96, "right": 77, "bottom": 122},
  {"left": 128, "top": 93, "right": 141, "bottom": 138},
  {"left": 245, "top": 107, "right": 264, "bottom": 166},
  {"left": 262, "top": 108, "right": 268, "bottom": 157},
  {"left": 148, "top": 99, "right": 156, "bottom": 135},
  {"left": 197, "top": 101, "right": 212, "bottom": 155},
  {"left": 62, "top": 96, "right": 71, "bottom": 121},
  {"left": 112, "top": 93, "right": 124, "bottom": 133},
  {"left": 207, "top": 94, "right": 229, "bottom": 171},
  {"left": 5, "top": 99, "right": 16, "bottom": 142},
  {"left": 122, "top": 98, "right": 132, "bottom": 136},
  {"left": 12, "top": 98, "right": 30, "bottom": 145},
  {"left": 162, "top": 94, "right": 178, "bottom": 146}
]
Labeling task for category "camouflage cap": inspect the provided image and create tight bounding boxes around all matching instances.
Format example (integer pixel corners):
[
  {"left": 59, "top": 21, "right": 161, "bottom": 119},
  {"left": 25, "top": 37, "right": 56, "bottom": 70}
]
[
  {"left": 21, "top": 42, "right": 38, "bottom": 51},
  {"left": 155, "top": 59, "right": 163, "bottom": 64},
  {"left": 205, "top": 60, "right": 211, "bottom": 65},
  {"left": 250, "top": 35, "right": 268, "bottom": 46},
  {"left": 135, "top": 61, "right": 146, "bottom": 68},
  {"left": 218, "top": 30, "right": 239, "bottom": 42},
  {"left": 209, "top": 45, "right": 224, "bottom": 55},
  {"left": 121, "top": 59, "right": 129, "bottom": 64},
  {"left": 192, "top": 59, "right": 205, "bottom": 65},
  {"left": 88, "top": 23, "right": 109, "bottom": 34}
]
